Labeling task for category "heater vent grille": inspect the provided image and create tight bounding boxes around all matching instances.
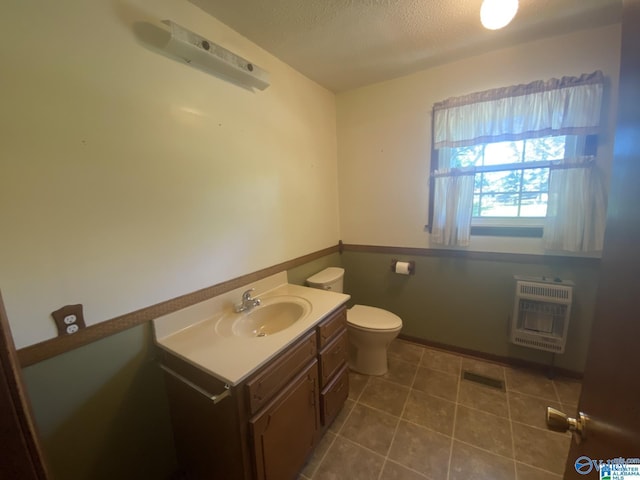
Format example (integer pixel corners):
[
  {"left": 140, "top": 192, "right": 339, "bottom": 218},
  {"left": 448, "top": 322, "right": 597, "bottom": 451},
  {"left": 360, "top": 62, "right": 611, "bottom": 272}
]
[
  {"left": 510, "top": 277, "right": 573, "bottom": 354},
  {"left": 512, "top": 336, "right": 564, "bottom": 352},
  {"left": 517, "top": 281, "right": 572, "bottom": 303}
]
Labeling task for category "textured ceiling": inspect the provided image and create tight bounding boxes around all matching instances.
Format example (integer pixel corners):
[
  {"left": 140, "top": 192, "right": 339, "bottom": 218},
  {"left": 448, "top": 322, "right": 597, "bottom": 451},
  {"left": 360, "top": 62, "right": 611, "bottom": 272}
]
[{"left": 189, "top": 0, "right": 622, "bottom": 92}]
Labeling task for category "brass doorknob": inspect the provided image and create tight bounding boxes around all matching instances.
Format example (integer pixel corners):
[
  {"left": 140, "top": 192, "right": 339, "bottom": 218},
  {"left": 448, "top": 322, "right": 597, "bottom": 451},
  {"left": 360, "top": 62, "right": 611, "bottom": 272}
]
[{"left": 546, "top": 407, "right": 589, "bottom": 443}]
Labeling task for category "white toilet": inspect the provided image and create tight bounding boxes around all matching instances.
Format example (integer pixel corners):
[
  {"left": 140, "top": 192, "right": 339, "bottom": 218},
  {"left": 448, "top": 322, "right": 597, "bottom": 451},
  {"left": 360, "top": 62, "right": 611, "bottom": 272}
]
[{"left": 306, "top": 267, "right": 403, "bottom": 376}]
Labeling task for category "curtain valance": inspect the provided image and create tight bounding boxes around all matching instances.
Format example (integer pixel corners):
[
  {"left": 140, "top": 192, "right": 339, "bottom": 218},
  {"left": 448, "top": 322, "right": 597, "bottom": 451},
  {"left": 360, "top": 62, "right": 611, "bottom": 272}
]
[{"left": 433, "top": 71, "right": 604, "bottom": 149}]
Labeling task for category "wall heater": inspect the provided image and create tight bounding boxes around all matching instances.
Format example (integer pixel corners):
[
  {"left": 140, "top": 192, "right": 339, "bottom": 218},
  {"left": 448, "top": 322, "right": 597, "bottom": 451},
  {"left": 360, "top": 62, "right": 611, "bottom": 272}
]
[{"left": 510, "top": 276, "right": 574, "bottom": 354}]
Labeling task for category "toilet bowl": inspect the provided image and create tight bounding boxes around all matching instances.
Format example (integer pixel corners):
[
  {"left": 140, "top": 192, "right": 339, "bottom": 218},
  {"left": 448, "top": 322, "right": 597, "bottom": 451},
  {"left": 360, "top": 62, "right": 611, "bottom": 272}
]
[{"left": 306, "top": 267, "right": 403, "bottom": 376}]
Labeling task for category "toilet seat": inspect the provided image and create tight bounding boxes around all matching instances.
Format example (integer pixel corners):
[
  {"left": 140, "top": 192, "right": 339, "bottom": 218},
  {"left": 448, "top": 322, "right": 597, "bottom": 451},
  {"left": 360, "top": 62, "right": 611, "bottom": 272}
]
[{"left": 347, "top": 305, "right": 402, "bottom": 332}]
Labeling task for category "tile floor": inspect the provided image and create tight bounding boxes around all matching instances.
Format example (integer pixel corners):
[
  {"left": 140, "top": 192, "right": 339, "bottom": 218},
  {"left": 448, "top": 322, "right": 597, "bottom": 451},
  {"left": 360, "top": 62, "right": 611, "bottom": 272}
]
[{"left": 300, "top": 339, "right": 582, "bottom": 480}]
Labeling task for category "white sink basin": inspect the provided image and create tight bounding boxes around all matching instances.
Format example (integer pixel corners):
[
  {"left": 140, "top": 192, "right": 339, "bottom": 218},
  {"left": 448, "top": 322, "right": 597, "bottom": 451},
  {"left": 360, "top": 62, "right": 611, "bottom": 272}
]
[
  {"left": 155, "top": 278, "right": 351, "bottom": 385},
  {"left": 217, "top": 296, "right": 312, "bottom": 338}
]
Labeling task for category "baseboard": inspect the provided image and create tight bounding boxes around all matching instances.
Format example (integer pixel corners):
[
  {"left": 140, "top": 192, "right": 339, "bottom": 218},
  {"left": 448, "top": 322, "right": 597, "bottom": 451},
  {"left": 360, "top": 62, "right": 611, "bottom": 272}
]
[{"left": 398, "top": 333, "right": 583, "bottom": 380}]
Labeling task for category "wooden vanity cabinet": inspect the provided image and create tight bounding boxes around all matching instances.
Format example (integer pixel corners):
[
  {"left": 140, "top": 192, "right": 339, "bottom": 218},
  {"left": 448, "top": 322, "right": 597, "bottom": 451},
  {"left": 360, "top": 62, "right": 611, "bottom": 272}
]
[{"left": 159, "top": 304, "right": 349, "bottom": 480}]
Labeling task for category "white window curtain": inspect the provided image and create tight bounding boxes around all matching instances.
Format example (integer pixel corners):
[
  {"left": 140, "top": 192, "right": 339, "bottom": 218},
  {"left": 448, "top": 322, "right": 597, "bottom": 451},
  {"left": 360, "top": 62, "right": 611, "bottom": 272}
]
[
  {"left": 543, "top": 158, "right": 607, "bottom": 252},
  {"left": 431, "top": 169, "right": 475, "bottom": 247},
  {"left": 430, "top": 71, "right": 606, "bottom": 251}
]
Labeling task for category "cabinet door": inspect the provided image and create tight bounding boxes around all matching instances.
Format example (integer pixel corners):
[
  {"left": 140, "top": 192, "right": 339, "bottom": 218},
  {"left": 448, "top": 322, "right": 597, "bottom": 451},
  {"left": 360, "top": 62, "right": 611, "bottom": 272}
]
[{"left": 250, "top": 360, "right": 320, "bottom": 480}]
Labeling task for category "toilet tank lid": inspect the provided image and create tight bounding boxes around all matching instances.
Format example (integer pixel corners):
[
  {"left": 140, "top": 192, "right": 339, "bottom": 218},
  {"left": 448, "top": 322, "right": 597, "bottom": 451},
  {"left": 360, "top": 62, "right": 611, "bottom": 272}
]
[
  {"left": 306, "top": 267, "right": 344, "bottom": 285},
  {"left": 348, "top": 305, "right": 403, "bottom": 330}
]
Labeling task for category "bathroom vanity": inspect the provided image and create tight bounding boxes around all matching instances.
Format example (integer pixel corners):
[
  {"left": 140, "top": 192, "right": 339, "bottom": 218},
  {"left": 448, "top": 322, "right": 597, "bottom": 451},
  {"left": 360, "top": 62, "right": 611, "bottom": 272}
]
[{"left": 153, "top": 274, "right": 349, "bottom": 480}]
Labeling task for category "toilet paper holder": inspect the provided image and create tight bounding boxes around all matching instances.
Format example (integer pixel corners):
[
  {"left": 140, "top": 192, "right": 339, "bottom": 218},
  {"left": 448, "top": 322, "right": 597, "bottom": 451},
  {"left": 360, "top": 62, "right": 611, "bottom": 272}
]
[{"left": 390, "top": 259, "right": 415, "bottom": 275}]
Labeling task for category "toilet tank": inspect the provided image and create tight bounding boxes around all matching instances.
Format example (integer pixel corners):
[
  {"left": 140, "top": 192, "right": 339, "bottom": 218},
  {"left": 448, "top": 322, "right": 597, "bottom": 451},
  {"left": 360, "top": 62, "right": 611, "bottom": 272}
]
[{"left": 306, "top": 267, "right": 344, "bottom": 293}]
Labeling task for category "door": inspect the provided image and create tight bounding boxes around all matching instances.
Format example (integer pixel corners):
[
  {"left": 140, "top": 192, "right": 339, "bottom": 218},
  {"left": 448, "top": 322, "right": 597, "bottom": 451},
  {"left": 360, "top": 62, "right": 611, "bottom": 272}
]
[
  {"left": 558, "top": 1, "right": 640, "bottom": 477},
  {"left": 0, "top": 291, "right": 51, "bottom": 479}
]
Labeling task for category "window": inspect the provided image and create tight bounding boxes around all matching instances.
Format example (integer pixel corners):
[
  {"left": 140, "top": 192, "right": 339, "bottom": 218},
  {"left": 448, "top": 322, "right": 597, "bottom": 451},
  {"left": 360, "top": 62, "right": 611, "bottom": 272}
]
[
  {"left": 438, "top": 135, "right": 580, "bottom": 227},
  {"left": 428, "top": 71, "right": 607, "bottom": 251}
]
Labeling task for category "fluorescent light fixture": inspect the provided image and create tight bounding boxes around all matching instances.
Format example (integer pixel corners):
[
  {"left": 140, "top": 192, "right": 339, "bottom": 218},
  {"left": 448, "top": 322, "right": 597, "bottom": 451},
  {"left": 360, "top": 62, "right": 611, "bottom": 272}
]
[
  {"left": 161, "top": 20, "right": 270, "bottom": 91},
  {"left": 480, "top": 0, "right": 519, "bottom": 30}
]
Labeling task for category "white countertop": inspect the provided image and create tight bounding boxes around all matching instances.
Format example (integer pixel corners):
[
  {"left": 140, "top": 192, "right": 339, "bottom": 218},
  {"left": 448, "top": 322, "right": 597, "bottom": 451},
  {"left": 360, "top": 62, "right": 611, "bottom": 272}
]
[{"left": 153, "top": 276, "right": 349, "bottom": 386}]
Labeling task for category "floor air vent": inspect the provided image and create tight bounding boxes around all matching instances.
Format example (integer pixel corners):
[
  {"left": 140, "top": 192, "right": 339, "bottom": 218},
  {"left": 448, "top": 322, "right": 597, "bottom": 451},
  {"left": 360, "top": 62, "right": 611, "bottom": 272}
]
[{"left": 462, "top": 370, "right": 505, "bottom": 391}]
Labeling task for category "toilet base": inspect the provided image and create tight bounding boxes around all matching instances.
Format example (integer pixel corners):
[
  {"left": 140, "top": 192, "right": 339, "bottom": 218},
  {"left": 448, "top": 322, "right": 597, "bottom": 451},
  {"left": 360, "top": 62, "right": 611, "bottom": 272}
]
[{"left": 348, "top": 342, "right": 390, "bottom": 376}]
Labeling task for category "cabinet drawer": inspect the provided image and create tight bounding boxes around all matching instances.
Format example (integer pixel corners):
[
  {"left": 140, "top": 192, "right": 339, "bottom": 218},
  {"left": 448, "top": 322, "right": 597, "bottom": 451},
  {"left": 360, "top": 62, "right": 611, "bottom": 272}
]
[
  {"left": 317, "top": 306, "right": 347, "bottom": 349},
  {"left": 320, "top": 364, "right": 349, "bottom": 427},
  {"left": 319, "top": 329, "right": 347, "bottom": 388},
  {"left": 245, "top": 330, "right": 317, "bottom": 414}
]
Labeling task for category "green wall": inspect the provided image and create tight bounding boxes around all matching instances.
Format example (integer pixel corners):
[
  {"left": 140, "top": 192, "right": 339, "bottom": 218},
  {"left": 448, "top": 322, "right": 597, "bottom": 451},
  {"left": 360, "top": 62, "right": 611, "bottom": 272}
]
[
  {"left": 341, "top": 251, "right": 600, "bottom": 373},
  {"left": 22, "top": 323, "right": 177, "bottom": 480},
  {"left": 289, "top": 248, "right": 600, "bottom": 372}
]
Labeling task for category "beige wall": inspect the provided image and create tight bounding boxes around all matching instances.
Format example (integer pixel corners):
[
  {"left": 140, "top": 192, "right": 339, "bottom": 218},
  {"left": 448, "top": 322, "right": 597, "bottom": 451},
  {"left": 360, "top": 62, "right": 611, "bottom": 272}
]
[
  {"left": 0, "top": 0, "right": 340, "bottom": 348},
  {"left": 336, "top": 24, "right": 621, "bottom": 254}
]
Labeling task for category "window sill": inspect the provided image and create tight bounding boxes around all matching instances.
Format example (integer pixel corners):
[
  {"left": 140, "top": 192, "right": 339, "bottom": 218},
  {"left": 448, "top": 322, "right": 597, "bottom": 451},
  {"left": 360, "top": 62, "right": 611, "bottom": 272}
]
[{"left": 470, "top": 226, "right": 543, "bottom": 238}]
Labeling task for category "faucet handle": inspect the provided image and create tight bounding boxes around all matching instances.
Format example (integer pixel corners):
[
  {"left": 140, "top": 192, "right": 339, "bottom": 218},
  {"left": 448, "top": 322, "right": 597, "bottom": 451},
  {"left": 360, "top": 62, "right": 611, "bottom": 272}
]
[{"left": 235, "top": 289, "right": 258, "bottom": 313}]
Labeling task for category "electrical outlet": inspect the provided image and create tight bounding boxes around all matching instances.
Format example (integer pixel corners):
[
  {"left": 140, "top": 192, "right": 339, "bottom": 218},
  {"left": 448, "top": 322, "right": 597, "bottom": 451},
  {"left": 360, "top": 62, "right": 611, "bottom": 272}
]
[
  {"left": 66, "top": 324, "right": 79, "bottom": 334},
  {"left": 51, "top": 304, "right": 86, "bottom": 336}
]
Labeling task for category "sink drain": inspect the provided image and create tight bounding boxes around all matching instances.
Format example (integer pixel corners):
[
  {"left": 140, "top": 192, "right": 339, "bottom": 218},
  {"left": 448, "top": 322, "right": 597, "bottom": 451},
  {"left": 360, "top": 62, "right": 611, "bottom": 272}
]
[{"left": 256, "top": 332, "right": 267, "bottom": 337}]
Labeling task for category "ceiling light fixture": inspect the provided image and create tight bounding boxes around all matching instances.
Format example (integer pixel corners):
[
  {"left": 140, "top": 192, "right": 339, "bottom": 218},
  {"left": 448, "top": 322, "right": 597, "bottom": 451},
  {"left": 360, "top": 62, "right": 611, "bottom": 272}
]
[{"left": 480, "top": 0, "right": 519, "bottom": 30}]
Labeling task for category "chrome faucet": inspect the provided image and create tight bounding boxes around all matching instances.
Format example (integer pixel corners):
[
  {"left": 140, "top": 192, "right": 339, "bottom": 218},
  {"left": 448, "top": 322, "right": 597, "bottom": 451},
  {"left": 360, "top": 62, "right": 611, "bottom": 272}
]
[{"left": 234, "top": 288, "right": 261, "bottom": 313}]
